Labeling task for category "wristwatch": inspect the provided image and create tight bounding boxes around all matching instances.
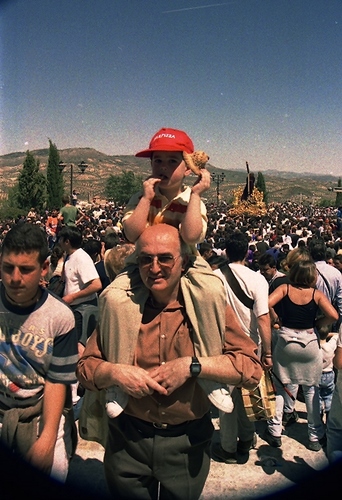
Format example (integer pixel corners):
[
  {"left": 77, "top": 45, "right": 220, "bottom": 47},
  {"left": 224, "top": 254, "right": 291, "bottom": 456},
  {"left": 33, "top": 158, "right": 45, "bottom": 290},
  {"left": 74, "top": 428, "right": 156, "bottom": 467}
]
[{"left": 190, "top": 356, "right": 202, "bottom": 377}]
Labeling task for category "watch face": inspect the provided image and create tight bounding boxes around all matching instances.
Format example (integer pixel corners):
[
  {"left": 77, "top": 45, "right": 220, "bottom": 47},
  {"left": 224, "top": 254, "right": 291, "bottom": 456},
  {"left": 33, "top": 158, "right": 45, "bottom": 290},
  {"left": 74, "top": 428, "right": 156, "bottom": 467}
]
[
  {"left": 190, "top": 357, "right": 201, "bottom": 377},
  {"left": 191, "top": 365, "right": 201, "bottom": 376}
]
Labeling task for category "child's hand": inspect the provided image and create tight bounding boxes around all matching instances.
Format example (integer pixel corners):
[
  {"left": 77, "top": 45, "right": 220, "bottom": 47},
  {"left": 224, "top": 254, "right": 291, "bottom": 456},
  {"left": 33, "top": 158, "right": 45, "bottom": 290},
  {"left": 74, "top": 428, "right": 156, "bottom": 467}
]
[
  {"left": 191, "top": 169, "right": 211, "bottom": 196},
  {"left": 142, "top": 177, "right": 161, "bottom": 201}
]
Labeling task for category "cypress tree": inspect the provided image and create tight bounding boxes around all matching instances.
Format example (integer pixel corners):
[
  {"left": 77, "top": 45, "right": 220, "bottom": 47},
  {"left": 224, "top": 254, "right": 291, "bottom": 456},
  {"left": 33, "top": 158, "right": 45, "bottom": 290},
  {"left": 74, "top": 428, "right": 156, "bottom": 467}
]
[
  {"left": 17, "top": 151, "right": 46, "bottom": 212},
  {"left": 47, "top": 139, "right": 64, "bottom": 210}
]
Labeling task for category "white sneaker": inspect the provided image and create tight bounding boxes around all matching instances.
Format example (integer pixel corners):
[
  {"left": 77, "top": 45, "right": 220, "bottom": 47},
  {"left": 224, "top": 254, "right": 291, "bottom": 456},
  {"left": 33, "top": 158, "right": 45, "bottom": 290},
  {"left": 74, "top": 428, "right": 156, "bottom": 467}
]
[
  {"left": 198, "top": 380, "right": 234, "bottom": 413},
  {"left": 105, "top": 387, "right": 129, "bottom": 418}
]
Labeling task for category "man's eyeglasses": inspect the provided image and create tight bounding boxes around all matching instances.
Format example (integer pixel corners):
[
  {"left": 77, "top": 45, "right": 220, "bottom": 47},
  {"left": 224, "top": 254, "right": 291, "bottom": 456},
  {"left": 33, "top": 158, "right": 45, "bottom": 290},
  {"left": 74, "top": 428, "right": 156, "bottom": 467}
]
[{"left": 137, "top": 254, "right": 181, "bottom": 270}]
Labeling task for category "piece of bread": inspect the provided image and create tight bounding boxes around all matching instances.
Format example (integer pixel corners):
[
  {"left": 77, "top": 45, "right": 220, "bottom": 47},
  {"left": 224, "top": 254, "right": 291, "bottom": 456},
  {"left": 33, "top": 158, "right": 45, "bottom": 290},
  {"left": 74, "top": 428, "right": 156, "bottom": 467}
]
[{"left": 183, "top": 151, "right": 209, "bottom": 175}]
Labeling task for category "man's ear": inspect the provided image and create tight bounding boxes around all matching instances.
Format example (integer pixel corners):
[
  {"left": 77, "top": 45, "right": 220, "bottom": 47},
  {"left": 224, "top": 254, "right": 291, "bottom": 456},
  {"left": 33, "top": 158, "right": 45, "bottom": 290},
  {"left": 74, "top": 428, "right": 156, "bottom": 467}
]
[
  {"left": 184, "top": 168, "right": 192, "bottom": 178},
  {"left": 41, "top": 259, "right": 49, "bottom": 278}
]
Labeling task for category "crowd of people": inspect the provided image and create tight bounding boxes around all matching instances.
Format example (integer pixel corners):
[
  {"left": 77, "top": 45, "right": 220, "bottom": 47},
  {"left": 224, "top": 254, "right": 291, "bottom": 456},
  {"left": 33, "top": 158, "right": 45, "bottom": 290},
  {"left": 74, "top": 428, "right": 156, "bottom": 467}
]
[
  {"left": 0, "top": 127, "right": 342, "bottom": 499},
  {"left": 3, "top": 199, "right": 341, "bottom": 264}
]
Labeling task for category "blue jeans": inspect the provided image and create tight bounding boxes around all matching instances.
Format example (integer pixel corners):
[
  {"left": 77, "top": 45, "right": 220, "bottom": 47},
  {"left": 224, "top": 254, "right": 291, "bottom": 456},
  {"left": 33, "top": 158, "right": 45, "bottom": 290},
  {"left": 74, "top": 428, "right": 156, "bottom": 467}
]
[
  {"left": 319, "top": 371, "right": 335, "bottom": 413},
  {"left": 268, "top": 379, "right": 324, "bottom": 442},
  {"left": 283, "top": 383, "right": 298, "bottom": 414}
]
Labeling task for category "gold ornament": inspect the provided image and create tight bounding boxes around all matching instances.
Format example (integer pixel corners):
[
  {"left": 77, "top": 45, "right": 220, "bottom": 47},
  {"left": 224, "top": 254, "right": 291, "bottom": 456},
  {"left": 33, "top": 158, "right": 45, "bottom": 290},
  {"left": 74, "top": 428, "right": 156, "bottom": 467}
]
[{"left": 228, "top": 186, "right": 267, "bottom": 217}]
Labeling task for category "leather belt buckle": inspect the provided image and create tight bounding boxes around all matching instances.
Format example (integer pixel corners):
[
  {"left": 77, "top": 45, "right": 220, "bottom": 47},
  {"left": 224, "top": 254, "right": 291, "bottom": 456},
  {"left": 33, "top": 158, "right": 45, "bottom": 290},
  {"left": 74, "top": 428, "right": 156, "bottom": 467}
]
[{"left": 153, "top": 422, "right": 168, "bottom": 429}]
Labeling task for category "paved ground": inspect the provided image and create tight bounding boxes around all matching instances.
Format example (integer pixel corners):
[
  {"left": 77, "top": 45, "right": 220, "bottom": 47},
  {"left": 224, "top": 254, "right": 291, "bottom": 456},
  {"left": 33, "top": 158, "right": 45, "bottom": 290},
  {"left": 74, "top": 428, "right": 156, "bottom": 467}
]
[{"left": 66, "top": 401, "right": 331, "bottom": 499}]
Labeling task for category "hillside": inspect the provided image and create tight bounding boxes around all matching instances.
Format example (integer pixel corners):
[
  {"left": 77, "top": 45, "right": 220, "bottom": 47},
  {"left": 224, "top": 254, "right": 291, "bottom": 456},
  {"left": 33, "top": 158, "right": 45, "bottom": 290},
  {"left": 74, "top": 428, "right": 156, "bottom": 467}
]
[{"left": 0, "top": 148, "right": 339, "bottom": 205}]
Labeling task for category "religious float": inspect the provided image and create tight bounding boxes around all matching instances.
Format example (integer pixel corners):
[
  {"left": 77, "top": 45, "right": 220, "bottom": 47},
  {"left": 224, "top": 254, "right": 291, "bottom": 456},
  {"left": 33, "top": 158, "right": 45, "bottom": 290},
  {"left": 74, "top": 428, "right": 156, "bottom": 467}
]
[{"left": 228, "top": 162, "right": 267, "bottom": 217}]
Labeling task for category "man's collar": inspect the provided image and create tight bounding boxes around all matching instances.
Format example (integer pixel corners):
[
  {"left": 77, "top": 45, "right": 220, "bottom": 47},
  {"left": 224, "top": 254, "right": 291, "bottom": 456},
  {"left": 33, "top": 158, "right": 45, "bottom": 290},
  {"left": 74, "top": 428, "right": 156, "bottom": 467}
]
[{"left": 146, "top": 290, "right": 185, "bottom": 311}]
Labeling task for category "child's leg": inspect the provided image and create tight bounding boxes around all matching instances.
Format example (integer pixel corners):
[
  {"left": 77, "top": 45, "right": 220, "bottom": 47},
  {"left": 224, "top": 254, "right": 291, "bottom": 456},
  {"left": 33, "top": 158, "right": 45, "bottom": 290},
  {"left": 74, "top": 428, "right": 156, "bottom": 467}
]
[
  {"left": 181, "top": 255, "right": 234, "bottom": 412},
  {"left": 320, "top": 371, "right": 335, "bottom": 418}
]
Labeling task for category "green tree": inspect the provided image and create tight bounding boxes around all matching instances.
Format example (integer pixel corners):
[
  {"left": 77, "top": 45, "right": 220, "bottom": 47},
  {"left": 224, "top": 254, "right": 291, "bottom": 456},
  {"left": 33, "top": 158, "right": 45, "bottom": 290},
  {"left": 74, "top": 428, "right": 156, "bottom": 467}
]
[
  {"left": 319, "top": 198, "right": 333, "bottom": 208},
  {"left": 17, "top": 151, "right": 46, "bottom": 212},
  {"left": 0, "top": 185, "right": 25, "bottom": 220},
  {"left": 46, "top": 139, "right": 64, "bottom": 210},
  {"left": 255, "top": 171, "right": 268, "bottom": 204},
  {"left": 335, "top": 178, "right": 342, "bottom": 208},
  {"left": 105, "top": 171, "right": 143, "bottom": 205}
]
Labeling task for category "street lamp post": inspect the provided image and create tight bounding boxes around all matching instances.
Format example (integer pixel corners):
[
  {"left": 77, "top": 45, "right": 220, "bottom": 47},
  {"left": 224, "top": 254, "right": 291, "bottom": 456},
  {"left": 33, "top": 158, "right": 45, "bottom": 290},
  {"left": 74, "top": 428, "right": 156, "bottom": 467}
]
[
  {"left": 211, "top": 172, "right": 225, "bottom": 206},
  {"left": 58, "top": 161, "right": 88, "bottom": 200}
]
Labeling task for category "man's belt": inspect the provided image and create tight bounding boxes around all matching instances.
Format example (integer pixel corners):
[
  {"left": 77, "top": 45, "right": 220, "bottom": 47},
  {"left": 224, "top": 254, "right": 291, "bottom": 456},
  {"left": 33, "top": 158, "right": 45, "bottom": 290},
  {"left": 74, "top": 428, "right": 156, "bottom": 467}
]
[{"left": 122, "top": 414, "right": 194, "bottom": 437}]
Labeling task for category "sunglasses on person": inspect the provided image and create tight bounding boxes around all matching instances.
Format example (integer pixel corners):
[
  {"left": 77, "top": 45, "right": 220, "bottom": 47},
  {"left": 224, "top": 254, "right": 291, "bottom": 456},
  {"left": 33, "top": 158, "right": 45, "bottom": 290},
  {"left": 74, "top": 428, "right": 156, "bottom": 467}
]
[{"left": 137, "top": 254, "right": 181, "bottom": 270}]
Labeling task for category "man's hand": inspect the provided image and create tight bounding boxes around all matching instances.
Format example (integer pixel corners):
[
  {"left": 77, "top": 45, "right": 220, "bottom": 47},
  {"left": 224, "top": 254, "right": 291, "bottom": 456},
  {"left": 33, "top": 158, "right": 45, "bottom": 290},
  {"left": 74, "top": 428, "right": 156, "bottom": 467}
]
[
  {"left": 115, "top": 365, "right": 168, "bottom": 398},
  {"left": 62, "top": 293, "right": 76, "bottom": 305},
  {"left": 25, "top": 433, "right": 56, "bottom": 475},
  {"left": 142, "top": 177, "right": 162, "bottom": 201},
  {"left": 190, "top": 169, "right": 211, "bottom": 196},
  {"left": 261, "top": 353, "right": 273, "bottom": 371},
  {"left": 149, "top": 357, "right": 191, "bottom": 395}
]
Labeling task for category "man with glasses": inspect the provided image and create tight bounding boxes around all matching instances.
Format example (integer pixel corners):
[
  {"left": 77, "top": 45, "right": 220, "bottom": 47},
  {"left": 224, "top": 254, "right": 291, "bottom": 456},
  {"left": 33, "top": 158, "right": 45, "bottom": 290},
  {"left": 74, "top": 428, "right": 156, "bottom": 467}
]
[{"left": 77, "top": 224, "right": 262, "bottom": 500}]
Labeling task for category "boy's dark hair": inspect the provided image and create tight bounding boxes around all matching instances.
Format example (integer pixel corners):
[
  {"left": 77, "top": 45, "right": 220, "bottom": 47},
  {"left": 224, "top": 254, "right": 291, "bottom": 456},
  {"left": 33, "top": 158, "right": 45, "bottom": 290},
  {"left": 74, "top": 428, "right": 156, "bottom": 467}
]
[
  {"left": 1, "top": 223, "right": 49, "bottom": 264},
  {"left": 206, "top": 254, "right": 228, "bottom": 268},
  {"left": 318, "top": 325, "right": 331, "bottom": 340},
  {"left": 82, "top": 239, "right": 102, "bottom": 258},
  {"left": 104, "top": 232, "right": 120, "bottom": 250},
  {"left": 58, "top": 226, "right": 83, "bottom": 249},
  {"left": 258, "top": 253, "right": 277, "bottom": 268},
  {"left": 225, "top": 232, "right": 249, "bottom": 262},
  {"left": 198, "top": 242, "right": 212, "bottom": 256},
  {"left": 308, "top": 237, "right": 326, "bottom": 261}
]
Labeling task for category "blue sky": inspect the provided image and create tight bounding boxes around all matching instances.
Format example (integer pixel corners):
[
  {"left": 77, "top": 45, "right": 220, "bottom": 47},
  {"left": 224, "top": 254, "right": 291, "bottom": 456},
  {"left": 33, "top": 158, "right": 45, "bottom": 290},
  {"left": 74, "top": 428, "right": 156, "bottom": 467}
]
[{"left": 1, "top": 0, "right": 341, "bottom": 175}]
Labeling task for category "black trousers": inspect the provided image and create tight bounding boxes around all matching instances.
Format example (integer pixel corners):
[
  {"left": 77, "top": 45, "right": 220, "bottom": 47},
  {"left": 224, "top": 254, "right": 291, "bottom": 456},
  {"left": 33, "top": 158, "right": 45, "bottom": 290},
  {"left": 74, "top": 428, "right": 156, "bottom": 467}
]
[{"left": 104, "top": 413, "right": 214, "bottom": 500}]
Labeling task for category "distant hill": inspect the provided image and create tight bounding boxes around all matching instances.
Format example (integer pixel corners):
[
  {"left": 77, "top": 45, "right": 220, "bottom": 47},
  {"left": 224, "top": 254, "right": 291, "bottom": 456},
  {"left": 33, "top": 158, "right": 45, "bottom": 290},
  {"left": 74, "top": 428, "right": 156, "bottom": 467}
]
[{"left": 0, "top": 148, "right": 339, "bottom": 205}]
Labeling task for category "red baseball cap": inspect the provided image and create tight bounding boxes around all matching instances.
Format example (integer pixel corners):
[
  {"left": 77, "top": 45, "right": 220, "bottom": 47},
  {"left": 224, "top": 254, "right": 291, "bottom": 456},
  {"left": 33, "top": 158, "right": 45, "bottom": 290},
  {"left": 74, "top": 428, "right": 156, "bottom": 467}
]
[{"left": 135, "top": 128, "right": 194, "bottom": 157}]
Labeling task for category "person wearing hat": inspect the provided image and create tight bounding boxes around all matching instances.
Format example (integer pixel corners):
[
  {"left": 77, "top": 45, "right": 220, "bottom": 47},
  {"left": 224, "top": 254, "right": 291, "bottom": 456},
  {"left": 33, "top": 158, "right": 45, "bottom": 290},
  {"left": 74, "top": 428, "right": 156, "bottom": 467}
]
[
  {"left": 77, "top": 224, "right": 262, "bottom": 499},
  {"left": 99, "top": 129, "right": 235, "bottom": 419},
  {"left": 123, "top": 127, "right": 211, "bottom": 248}
]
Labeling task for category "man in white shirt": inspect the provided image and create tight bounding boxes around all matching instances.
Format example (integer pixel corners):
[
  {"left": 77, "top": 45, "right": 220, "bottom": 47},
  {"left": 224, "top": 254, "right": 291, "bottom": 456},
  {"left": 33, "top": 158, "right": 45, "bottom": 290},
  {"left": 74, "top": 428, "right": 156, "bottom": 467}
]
[
  {"left": 212, "top": 231, "right": 272, "bottom": 462},
  {"left": 58, "top": 226, "right": 102, "bottom": 411},
  {"left": 58, "top": 226, "right": 101, "bottom": 346}
]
